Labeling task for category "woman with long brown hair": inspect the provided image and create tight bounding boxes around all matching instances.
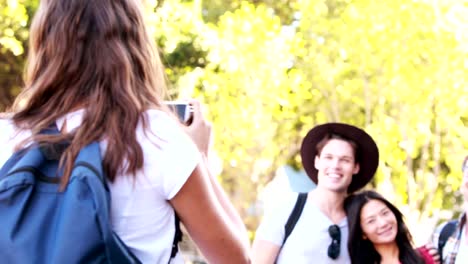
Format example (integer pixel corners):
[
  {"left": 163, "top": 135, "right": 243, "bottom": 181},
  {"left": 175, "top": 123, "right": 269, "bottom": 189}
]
[{"left": 0, "top": 0, "right": 250, "bottom": 263}]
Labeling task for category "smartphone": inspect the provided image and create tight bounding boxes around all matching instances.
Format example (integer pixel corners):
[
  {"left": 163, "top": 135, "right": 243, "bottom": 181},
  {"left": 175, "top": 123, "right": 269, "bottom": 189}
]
[{"left": 164, "top": 101, "right": 193, "bottom": 124}]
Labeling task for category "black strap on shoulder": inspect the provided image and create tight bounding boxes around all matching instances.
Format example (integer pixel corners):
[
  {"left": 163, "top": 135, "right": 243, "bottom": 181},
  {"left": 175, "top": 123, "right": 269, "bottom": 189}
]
[
  {"left": 274, "top": 193, "right": 308, "bottom": 264},
  {"left": 169, "top": 213, "right": 183, "bottom": 263},
  {"left": 283, "top": 193, "right": 308, "bottom": 245},
  {"left": 438, "top": 220, "right": 457, "bottom": 260}
]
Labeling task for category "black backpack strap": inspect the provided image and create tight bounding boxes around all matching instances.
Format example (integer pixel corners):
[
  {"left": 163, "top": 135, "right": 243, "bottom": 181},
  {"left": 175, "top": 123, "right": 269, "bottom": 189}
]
[
  {"left": 169, "top": 213, "right": 183, "bottom": 263},
  {"left": 274, "top": 193, "right": 307, "bottom": 264},
  {"left": 283, "top": 193, "right": 308, "bottom": 245},
  {"left": 438, "top": 220, "right": 457, "bottom": 260}
]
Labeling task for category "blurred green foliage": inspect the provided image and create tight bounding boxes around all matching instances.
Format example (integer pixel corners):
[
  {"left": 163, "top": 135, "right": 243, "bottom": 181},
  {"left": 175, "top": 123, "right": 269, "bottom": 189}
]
[{"left": 1, "top": 0, "right": 467, "bottom": 233}]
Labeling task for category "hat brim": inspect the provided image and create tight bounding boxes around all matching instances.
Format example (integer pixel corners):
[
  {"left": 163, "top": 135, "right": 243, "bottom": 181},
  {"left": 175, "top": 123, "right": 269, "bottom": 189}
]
[{"left": 300, "top": 123, "right": 379, "bottom": 193}]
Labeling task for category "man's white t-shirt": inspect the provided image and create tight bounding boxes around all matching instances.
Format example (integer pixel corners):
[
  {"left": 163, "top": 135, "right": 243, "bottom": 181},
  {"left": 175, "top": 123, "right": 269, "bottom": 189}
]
[
  {"left": 255, "top": 194, "right": 350, "bottom": 264},
  {"left": 455, "top": 226, "right": 468, "bottom": 264},
  {"left": 0, "top": 109, "right": 200, "bottom": 264}
]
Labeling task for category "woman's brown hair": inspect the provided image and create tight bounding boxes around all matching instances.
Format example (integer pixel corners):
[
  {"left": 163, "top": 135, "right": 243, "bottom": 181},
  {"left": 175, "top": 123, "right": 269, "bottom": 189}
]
[{"left": 10, "top": 0, "right": 167, "bottom": 187}]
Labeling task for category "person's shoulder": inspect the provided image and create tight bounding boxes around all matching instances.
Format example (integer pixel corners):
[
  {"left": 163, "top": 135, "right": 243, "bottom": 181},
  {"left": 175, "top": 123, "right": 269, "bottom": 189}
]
[
  {"left": 0, "top": 115, "right": 31, "bottom": 164},
  {"left": 255, "top": 193, "right": 302, "bottom": 243},
  {"left": 434, "top": 218, "right": 459, "bottom": 233},
  {"left": 140, "top": 109, "right": 198, "bottom": 158},
  {"left": 0, "top": 112, "right": 13, "bottom": 119},
  {"left": 431, "top": 216, "right": 460, "bottom": 248},
  {"left": 142, "top": 109, "right": 184, "bottom": 138},
  {"left": 145, "top": 109, "right": 177, "bottom": 125},
  {"left": 262, "top": 193, "right": 304, "bottom": 222},
  {"left": 0, "top": 115, "right": 19, "bottom": 138},
  {"left": 433, "top": 221, "right": 445, "bottom": 234},
  {"left": 0, "top": 112, "right": 13, "bottom": 124}
]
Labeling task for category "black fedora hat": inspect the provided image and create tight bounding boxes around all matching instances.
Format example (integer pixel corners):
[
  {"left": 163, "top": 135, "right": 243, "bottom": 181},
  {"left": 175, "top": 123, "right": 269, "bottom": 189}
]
[{"left": 300, "top": 123, "right": 379, "bottom": 193}]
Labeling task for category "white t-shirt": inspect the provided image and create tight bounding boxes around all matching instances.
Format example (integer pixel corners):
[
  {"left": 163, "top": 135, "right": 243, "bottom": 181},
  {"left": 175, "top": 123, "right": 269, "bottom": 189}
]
[
  {"left": 455, "top": 226, "right": 468, "bottom": 264},
  {"left": 255, "top": 194, "right": 350, "bottom": 264},
  {"left": 0, "top": 109, "right": 200, "bottom": 264}
]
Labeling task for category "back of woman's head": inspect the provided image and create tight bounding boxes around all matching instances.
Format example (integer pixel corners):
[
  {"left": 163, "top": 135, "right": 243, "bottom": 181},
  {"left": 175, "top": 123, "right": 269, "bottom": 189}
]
[
  {"left": 344, "top": 190, "right": 424, "bottom": 264},
  {"left": 12, "top": 0, "right": 167, "bottom": 185}
]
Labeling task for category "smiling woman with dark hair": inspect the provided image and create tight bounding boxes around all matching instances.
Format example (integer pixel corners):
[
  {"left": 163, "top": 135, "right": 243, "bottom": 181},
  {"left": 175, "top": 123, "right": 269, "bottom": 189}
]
[{"left": 345, "top": 190, "right": 439, "bottom": 264}]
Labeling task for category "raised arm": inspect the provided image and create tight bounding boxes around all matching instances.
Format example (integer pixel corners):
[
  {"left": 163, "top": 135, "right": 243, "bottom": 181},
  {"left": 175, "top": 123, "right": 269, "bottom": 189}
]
[
  {"left": 170, "top": 164, "right": 250, "bottom": 263},
  {"left": 170, "top": 100, "right": 250, "bottom": 263}
]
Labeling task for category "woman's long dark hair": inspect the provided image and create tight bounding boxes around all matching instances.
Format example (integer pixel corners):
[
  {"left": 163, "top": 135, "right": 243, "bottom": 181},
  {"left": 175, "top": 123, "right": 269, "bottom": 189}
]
[
  {"left": 344, "top": 190, "right": 424, "bottom": 264},
  {"left": 10, "top": 0, "right": 167, "bottom": 188}
]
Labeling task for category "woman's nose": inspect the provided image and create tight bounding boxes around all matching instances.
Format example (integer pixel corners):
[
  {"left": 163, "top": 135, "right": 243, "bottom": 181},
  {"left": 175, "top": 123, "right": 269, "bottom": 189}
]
[{"left": 377, "top": 217, "right": 388, "bottom": 228}]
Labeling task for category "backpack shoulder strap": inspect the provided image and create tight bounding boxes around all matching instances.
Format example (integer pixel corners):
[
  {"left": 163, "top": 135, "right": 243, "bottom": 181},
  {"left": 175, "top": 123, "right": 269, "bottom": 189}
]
[
  {"left": 282, "top": 193, "right": 308, "bottom": 245},
  {"left": 438, "top": 220, "right": 457, "bottom": 260},
  {"left": 169, "top": 213, "right": 183, "bottom": 261}
]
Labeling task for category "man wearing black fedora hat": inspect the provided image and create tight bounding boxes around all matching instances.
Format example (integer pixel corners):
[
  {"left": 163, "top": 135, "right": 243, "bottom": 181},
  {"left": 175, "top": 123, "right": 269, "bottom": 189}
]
[{"left": 252, "top": 123, "right": 379, "bottom": 264}]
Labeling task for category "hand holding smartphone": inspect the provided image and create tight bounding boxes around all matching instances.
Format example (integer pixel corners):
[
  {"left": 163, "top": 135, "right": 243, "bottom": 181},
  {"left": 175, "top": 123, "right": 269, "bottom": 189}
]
[
  {"left": 164, "top": 101, "right": 193, "bottom": 124},
  {"left": 166, "top": 100, "right": 212, "bottom": 155}
]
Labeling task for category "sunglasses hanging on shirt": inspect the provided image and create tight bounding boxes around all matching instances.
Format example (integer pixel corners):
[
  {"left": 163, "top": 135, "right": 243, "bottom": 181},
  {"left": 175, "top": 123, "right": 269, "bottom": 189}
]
[{"left": 328, "top": 224, "right": 341, "bottom": 259}]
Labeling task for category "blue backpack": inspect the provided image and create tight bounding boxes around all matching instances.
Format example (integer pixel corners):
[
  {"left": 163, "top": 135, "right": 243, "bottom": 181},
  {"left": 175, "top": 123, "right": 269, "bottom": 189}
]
[{"left": 0, "top": 126, "right": 141, "bottom": 263}]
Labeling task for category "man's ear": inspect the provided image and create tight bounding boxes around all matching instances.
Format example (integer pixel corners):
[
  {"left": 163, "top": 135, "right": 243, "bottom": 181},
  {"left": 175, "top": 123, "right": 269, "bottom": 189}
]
[
  {"left": 353, "top": 163, "right": 360, "bottom": 174},
  {"left": 314, "top": 155, "right": 320, "bottom": 170}
]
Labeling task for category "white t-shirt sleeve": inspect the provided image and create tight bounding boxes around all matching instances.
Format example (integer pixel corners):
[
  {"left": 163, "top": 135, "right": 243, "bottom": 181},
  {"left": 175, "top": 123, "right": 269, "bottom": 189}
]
[
  {"left": 146, "top": 111, "right": 201, "bottom": 200},
  {"left": 255, "top": 195, "right": 297, "bottom": 246},
  {"left": 0, "top": 119, "right": 14, "bottom": 165},
  {"left": 0, "top": 118, "right": 31, "bottom": 166}
]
